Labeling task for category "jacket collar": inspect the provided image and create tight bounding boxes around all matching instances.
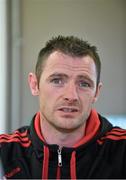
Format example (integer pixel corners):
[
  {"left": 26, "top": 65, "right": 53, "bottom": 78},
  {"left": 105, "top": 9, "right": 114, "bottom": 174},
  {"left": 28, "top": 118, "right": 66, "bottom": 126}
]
[{"left": 29, "top": 109, "right": 103, "bottom": 158}]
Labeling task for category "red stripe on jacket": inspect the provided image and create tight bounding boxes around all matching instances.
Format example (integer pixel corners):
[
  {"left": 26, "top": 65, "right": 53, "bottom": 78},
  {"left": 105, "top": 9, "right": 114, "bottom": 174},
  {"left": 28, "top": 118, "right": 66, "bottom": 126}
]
[
  {"left": 0, "top": 130, "right": 31, "bottom": 147},
  {"left": 97, "top": 127, "right": 126, "bottom": 145}
]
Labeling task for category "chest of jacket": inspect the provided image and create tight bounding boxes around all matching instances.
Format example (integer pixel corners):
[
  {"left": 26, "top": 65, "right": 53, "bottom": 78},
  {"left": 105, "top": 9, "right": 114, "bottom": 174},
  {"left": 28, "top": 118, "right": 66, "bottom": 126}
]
[{"left": 2, "top": 141, "right": 126, "bottom": 179}]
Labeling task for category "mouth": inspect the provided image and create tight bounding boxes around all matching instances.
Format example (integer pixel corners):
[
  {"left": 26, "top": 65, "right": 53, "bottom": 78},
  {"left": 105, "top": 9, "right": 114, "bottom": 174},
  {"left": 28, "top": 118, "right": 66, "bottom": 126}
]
[{"left": 57, "top": 107, "right": 79, "bottom": 113}]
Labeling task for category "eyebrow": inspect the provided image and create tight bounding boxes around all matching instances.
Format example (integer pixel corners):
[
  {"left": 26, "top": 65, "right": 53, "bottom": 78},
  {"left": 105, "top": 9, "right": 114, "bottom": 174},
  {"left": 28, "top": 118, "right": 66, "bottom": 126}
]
[
  {"left": 48, "top": 73, "right": 68, "bottom": 79},
  {"left": 48, "top": 73, "right": 94, "bottom": 84}
]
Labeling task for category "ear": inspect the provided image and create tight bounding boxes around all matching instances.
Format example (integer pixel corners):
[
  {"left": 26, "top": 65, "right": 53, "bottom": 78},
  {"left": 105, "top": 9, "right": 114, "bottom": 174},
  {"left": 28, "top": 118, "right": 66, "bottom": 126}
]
[
  {"left": 28, "top": 73, "right": 39, "bottom": 96},
  {"left": 92, "top": 82, "right": 102, "bottom": 103}
]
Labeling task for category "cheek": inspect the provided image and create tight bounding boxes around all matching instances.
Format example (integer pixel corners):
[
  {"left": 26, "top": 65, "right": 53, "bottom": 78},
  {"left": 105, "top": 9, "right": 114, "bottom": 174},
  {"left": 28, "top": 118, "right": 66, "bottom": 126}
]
[
  {"left": 81, "top": 92, "right": 96, "bottom": 105},
  {"left": 39, "top": 86, "right": 58, "bottom": 109}
]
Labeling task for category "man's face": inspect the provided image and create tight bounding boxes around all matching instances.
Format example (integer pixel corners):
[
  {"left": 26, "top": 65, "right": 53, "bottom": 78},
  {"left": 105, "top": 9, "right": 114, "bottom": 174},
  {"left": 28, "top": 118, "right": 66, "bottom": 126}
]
[{"left": 35, "top": 51, "right": 101, "bottom": 132}]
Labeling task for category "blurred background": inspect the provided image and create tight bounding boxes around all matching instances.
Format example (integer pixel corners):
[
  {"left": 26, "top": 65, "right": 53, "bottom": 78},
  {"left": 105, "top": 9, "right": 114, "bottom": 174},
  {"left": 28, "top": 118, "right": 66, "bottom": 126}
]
[{"left": 0, "top": 0, "right": 126, "bottom": 133}]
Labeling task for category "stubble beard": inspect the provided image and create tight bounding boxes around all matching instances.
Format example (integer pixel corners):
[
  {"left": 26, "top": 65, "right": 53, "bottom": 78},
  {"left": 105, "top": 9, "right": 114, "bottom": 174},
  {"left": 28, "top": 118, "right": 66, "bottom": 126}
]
[{"left": 41, "top": 110, "right": 89, "bottom": 133}]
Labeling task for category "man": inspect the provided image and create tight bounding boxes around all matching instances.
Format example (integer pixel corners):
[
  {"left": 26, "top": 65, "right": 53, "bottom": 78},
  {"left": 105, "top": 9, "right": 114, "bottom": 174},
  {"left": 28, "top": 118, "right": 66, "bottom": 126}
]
[{"left": 0, "top": 35, "right": 126, "bottom": 179}]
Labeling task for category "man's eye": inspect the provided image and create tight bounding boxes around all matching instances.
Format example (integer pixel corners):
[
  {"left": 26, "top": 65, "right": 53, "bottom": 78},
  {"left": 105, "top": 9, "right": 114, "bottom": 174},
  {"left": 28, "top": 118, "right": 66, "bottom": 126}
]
[
  {"left": 50, "top": 78, "right": 63, "bottom": 85},
  {"left": 79, "top": 81, "right": 90, "bottom": 88}
]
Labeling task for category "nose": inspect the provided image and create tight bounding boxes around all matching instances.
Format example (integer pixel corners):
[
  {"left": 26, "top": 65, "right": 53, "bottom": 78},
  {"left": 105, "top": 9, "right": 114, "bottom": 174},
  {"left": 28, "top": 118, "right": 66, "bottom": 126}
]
[{"left": 63, "top": 81, "right": 79, "bottom": 102}]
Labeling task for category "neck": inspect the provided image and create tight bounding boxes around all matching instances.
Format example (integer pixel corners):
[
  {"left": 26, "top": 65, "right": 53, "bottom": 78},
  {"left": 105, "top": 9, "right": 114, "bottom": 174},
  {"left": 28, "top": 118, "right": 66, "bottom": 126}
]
[{"left": 40, "top": 115, "right": 86, "bottom": 148}]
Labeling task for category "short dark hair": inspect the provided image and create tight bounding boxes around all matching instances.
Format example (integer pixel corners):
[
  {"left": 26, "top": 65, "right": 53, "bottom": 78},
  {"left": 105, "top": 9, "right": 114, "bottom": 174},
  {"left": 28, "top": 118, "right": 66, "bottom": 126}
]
[{"left": 35, "top": 35, "right": 101, "bottom": 86}]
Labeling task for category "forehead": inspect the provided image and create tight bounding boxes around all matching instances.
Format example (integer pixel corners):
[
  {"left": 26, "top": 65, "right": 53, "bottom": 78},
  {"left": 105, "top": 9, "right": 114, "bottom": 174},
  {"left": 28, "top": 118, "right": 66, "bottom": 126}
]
[{"left": 42, "top": 51, "right": 97, "bottom": 78}]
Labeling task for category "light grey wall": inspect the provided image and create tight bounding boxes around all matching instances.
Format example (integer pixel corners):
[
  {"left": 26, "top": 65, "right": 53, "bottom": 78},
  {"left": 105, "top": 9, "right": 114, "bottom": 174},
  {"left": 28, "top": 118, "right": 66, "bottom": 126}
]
[
  {"left": 12, "top": 0, "right": 126, "bottom": 129},
  {"left": 124, "top": 0, "right": 126, "bottom": 110},
  {"left": 0, "top": 0, "right": 9, "bottom": 133}
]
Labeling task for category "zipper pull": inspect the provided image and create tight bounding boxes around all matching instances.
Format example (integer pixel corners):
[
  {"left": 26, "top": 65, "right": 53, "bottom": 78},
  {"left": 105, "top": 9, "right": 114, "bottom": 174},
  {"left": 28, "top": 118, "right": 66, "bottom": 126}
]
[{"left": 57, "top": 147, "right": 62, "bottom": 167}]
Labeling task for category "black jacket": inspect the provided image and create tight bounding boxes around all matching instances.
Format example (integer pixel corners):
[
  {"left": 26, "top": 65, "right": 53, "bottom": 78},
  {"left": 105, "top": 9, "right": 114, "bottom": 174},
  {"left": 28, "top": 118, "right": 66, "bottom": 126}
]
[{"left": 1, "top": 110, "right": 126, "bottom": 179}]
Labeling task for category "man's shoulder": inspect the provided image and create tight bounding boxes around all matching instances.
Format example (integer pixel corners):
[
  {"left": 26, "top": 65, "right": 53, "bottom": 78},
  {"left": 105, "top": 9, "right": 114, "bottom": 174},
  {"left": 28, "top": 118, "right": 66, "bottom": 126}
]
[
  {"left": 98, "top": 126, "right": 126, "bottom": 145},
  {"left": 104, "top": 126, "right": 126, "bottom": 139},
  {"left": 0, "top": 126, "right": 33, "bottom": 178},
  {"left": 0, "top": 126, "right": 32, "bottom": 149}
]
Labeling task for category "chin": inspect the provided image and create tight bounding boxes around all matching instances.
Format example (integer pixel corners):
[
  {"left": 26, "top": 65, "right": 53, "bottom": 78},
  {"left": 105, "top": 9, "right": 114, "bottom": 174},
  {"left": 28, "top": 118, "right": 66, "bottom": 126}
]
[{"left": 54, "top": 118, "right": 83, "bottom": 132}]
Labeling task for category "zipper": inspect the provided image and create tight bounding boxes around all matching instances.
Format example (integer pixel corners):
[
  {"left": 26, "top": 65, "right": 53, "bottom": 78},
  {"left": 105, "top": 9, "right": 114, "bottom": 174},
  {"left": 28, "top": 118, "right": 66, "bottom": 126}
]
[{"left": 57, "top": 147, "right": 62, "bottom": 167}]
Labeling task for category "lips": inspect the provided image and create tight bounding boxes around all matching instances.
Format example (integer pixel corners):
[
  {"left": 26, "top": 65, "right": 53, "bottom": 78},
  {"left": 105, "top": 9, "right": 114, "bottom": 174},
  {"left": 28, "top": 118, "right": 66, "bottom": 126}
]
[{"left": 57, "top": 107, "right": 79, "bottom": 113}]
